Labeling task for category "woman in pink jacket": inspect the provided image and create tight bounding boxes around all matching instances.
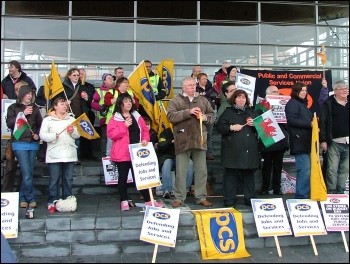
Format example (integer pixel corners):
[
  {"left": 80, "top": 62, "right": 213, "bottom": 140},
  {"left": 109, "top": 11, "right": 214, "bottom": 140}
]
[{"left": 107, "top": 93, "right": 163, "bottom": 211}]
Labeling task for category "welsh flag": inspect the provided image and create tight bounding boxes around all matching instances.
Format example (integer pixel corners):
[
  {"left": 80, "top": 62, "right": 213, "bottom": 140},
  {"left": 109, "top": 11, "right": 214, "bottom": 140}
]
[
  {"left": 253, "top": 110, "right": 285, "bottom": 148},
  {"left": 255, "top": 96, "right": 271, "bottom": 113},
  {"left": 13, "top": 112, "right": 30, "bottom": 140}
]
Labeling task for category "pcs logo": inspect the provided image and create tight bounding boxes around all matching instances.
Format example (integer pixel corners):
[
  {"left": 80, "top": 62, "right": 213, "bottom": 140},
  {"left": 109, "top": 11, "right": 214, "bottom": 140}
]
[
  {"left": 330, "top": 198, "right": 340, "bottom": 203},
  {"left": 161, "top": 66, "right": 172, "bottom": 97},
  {"left": 209, "top": 212, "right": 239, "bottom": 254},
  {"left": 1, "top": 198, "right": 10, "bottom": 207},
  {"left": 153, "top": 212, "right": 170, "bottom": 220},
  {"left": 80, "top": 120, "right": 94, "bottom": 135},
  {"left": 260, "top": 203, "right": 276, "bottom": 211},
  {"left": 140, "top": 77, "right": 155, "bottom": 104},
  {"left": 295, "top": 204, "right": 311, "bottom": 211},
  {"left": 240, "top": 78, "right": 251, "bottom": 85},
  {"left": 137, "top": 149, "right": 150, "bottom": 158}
]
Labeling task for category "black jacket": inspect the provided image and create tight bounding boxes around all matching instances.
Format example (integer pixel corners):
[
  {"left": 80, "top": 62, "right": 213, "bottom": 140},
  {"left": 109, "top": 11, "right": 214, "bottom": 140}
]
[
  {"left": 216, "top": 106, "right": 260, "bottom": 169},
  {"left": 285, "top": 98, "right": 312, "bottom": 155},
  {"left": 319, "top": 95, "right": 349, "bottom": 144},
  {"left": 2, "top": 72, "right": 37, "bottom": 99}
]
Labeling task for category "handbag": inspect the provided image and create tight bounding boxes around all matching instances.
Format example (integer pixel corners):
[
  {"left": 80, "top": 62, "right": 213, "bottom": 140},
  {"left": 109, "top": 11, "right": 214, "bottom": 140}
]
[
  {"left": 5, "top": 139, "right": 13, "bottom": 160},
  {"left": 54, "top": 195, "right": 77, "bottom": 212}
]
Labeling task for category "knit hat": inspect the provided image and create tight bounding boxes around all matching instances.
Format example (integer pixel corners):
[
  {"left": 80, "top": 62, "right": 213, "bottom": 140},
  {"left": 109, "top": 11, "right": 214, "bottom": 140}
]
[
  {"left": 226, "top": 66, "right": 237, "bottom": 76},
  {"left": 16, "top": 85, "right": 34, "bottom": 103},
  {"left": 102, "top": 73, "right": 113, "bottom": 82}
]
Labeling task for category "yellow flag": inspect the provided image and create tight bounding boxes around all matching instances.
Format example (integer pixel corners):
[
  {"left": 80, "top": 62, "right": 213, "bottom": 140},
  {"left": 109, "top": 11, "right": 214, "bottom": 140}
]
[
  {"left": 317, "top": 45, "right": 327, "bottom": 65},
  {"left": 157, "top": 101, "right": 173, "bottom": 138},
  {"left": 192, "top": 208, "right": 250, "bottom": 260},
  {"left": 71, "top": 113, "right": 100, "bottom": 140},
  {"left": 50, "top": 62, "right": 64, "bottom": 99},
  {"left": 128, "top": 61, "right": 160, "bottom": 129},
  {"left": 155, "top": 59, "right": 175, "bottom": 99},
  {"left": 310, "top": 113, "right": 327, "bottom": 201},
  {"left": 43, "top": 74, "right": 50, "bottom": 100}
]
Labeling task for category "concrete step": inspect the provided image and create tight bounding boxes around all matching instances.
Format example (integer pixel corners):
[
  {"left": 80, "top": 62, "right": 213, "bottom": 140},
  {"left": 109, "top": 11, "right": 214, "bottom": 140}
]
[{"left": 7, "top": 194, "right": 349, "bottom": 260}]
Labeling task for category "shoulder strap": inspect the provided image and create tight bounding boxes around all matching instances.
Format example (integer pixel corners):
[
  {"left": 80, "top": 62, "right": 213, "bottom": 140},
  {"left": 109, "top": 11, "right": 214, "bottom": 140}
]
[{"left": 69, "top": 84, "right": 80, "bottom": 100}]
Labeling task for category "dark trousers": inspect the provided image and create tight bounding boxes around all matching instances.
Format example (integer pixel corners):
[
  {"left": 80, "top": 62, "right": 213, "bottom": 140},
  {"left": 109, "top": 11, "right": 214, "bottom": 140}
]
[
  {"left": 115, "top": 161, "right": 150, "bottom": 202},
  {"left": 223, "top": 168, "right": 256, "bottom": 205},
  {"left": 261, "top": 149, "right": 284, "bottom": 193}
]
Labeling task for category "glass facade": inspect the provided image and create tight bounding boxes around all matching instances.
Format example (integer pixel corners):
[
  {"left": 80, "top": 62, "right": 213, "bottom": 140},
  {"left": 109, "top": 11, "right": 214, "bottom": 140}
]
[{"left": 1, "top": 1, "right": 348, "bottom": 88}]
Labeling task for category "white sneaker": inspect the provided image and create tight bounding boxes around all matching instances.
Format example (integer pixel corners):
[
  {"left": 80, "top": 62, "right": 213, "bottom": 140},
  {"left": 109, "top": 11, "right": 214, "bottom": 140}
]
[{"left": 121, "top": 200, "right": 130, "bottom": 211}]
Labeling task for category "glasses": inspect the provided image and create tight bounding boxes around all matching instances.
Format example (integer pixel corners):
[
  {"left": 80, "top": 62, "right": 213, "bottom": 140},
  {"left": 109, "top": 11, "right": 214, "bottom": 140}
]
[
  {"left": 71, "top": 74, "right": 79, "bottom": 77},
  {"left": 122, "top": 99, "right": 132, "bottom": 103}
]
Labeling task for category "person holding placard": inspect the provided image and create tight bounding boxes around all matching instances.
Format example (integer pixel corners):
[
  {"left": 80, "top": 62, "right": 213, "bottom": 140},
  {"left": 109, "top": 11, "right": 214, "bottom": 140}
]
[
  {"left": 107, "top": 93, "right": 164, "bottom": 211},
  {"left": 259, "top": 86, "right": 289, "bottom": 195}
]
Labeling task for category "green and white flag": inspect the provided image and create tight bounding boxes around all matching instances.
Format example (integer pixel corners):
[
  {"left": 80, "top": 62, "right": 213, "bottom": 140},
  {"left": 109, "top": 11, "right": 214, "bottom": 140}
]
[
  {"left": 13, "top": 112, "right": 30, "bottom": 140},
  {"left": 253, "top": 110, "right": 284, "bottom": 148}
]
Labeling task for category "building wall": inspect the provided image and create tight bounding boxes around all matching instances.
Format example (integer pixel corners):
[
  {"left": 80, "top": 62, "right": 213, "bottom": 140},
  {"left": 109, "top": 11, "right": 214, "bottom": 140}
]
[{"left": 1, "top": 1, "right": 348, "bottom": 87}]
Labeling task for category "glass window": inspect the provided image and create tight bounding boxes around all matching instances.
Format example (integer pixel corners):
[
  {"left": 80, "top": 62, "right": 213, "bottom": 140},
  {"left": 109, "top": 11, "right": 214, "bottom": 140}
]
[
  {"left": 201, "top": 1, "right": 257, "bottom": 21},
  {"left": 71, "top": 42, "right": 133, "bottom": 63},
  {"left": 72, "top": 1, "right": 133, "bottom": 17},
  {"left": 72, "top": 19, "right": 134, "bottom": 40},
  {"left": 136, "top": 22, "right": 197, "bottom": 41},
  {"left": 261, "top": 24, "right": 315, "bottom": 45},
  {"left": 318, "top": 5, "right": 349, "bottom": 26},
  {"left": 137, "top": 1, "right": 196, "bottom": 19},
  {"left": 3, "top": 40, "right": 68, "bottom": 63},
  {"left": 261, "top": 45, "right": 316, "bottom": 67},
  {"left": 318, "top": 25, "right": 349, "bottom": 48},
  {"left": 200, "top": 44, "right": 258, "bottom": 65},
  {"left": 5, "top": 1, "right": 68, "bottom": 16},
  {"left": 3, "top": 17, "right": 68, "bottom": 40},
  {"left": 136, "top": 43, "right": 197, "bottom": 65},
  {"left": 262, "top": 3, "right": 315, "bottom": 23},
  {"left": 200, "top": 23, "right": 258, "bottom": 44}
]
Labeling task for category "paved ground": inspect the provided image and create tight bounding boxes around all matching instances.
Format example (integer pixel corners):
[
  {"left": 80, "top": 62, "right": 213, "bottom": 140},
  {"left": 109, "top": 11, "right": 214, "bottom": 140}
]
[{"left": 14, "top": 243, "right": 349, "bottom": 263}]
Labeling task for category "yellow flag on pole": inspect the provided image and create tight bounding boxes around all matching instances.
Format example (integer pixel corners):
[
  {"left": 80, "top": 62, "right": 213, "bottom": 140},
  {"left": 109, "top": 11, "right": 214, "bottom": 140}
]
[
  {"left": 43, "top": 74, "right": 51, "bottom": 100},
  {"left": 128, "top": 61, "right": 160, "bottom": 129},
  {"left": 155, "top": 59, "right": 175, "bottom": 99},
  {"left": 157, "top": 101, "right": 173, "bottom": 138},
  {"left": 50, "top": 62, "right": 64, "bottom": 99},
  {"left": 71, "top": 113, "right": 100, "bottom": 140},
  {"left": 310, "top": 113, "right": 327, "bottom": 201}
]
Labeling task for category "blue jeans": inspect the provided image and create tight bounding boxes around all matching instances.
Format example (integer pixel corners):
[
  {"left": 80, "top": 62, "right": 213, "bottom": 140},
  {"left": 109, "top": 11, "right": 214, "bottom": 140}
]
[
  {"left": 326, "top": 142, "right": 349, "bottom": 193},
  {"left": 161, "top": 159, "right": 194, "bottom": 192},
  {"left": 48, "top": 162, "right": 75, "bottom": 204},
  {"left": 294, "top": 154, "right": 311, "bottom": 199},
  {"left": 13, "top": 149, "right": 38, "bottom": 203}
]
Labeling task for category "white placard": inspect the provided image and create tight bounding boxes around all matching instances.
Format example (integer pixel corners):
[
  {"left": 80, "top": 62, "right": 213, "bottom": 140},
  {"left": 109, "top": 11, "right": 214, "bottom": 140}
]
[
  {"left": 251, "top": 198, "right": 292, "bottom": 237},
  {"left": 1, "top": 99, "right": 16, "bottom": 139},
  {"left": 1, "top": 192, "right": 19, "bottom": 238},
  {"left": 102, "top": 157, "right": 133, "bottom": 185},
  {"left": 128, "top": 142, "right": 161, "bottom": 190},
  {"left": 286, "top": 199, "right": 327, "bottom": 237},
  {"left": 235, "top": 73, "right": 256, "bottom": 105},
  {"left": 266, "top": 95, "right": 291, "bottom": 123},
  {"left": 320, "top": 194, "right": 349, "bottom": 232},
  {"left": 140, "top": 206, "right": 180, "bottom": 247}
]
